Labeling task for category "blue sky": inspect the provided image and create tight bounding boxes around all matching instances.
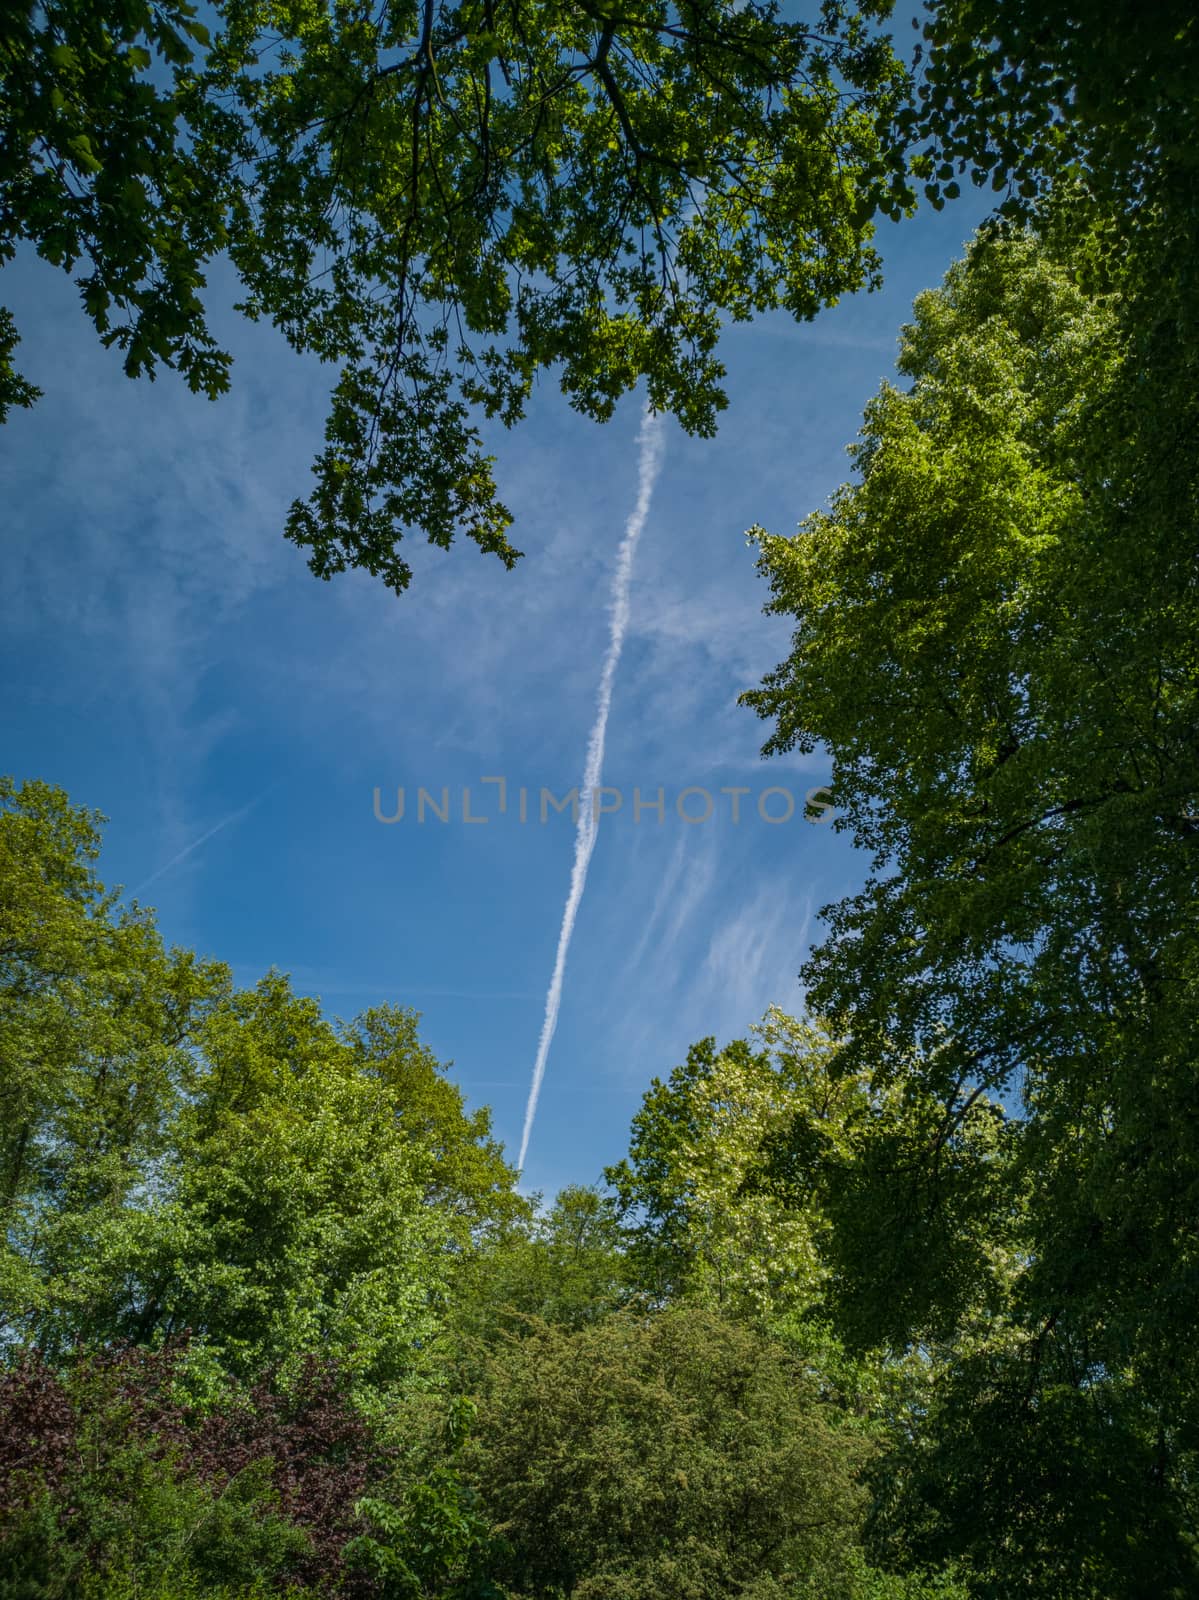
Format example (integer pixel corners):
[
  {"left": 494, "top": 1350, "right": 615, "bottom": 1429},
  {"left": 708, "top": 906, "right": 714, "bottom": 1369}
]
[{"left": 1, "top": 193, "right": 989, "bottom": 1199}]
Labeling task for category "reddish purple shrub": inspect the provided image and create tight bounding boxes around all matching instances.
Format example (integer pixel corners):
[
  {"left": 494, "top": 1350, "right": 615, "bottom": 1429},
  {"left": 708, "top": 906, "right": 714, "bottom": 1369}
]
[
  {"left": 0, "top": 1343, "right": 391, "bottom": 1592},
  {"left": 0, "top": 1351, "right": 78, "bottom": 1506},
  {"left": 191, "top": 1357, "right": 381, "bottom": 1585}
]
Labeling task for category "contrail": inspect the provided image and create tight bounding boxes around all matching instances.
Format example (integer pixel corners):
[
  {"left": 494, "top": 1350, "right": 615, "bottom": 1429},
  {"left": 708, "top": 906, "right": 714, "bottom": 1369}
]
[
  {"left": 517, "top": 404, "right": 666, "bottom": 1171},
  {"left": 130, "top": 786, "right": 277, "bottom": 898}
]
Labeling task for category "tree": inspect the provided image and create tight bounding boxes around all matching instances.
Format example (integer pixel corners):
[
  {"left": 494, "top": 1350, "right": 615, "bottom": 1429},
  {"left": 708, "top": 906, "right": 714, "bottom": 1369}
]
[
  {"left": 0, "top": 1342, "right": 399, "bottom": 1598},
  {"left": 606, "top": 1009, "right": 869, "bottom": 1320},
  {"left": 0, "top": 0, "right": 230, "bottom": 423},
  {"left": 2, "top": 0, "right": 914, "bottom": 595},
  {"left": 605, "top": 1008, "right": 1006, "bottom": 1463},
  {"left": 85, "top": 973, "right": 461, "bottom": 1390},
  {"left": 0, "top": 777, "right": 229, "bottom": 1350},
  {"left": 466, "top": 1304, "right": 875, "bottom": 1600},
  {"left": 907, "top": 0, "right": 1199, "bottom": 233},
  {"left": 9, "top": 2, "right": 1198, "bottom": 596},
  {"left": 448, "top": 1184, "right": 631, "bottom": 1359},
  {"left": 0, "top": 778, "right": 524, "bottom": 1396},
  {"left": 343, "top": 1005, "right": 528, "bottom": 1246},
  {"left": 30, "top": 972, "right": 521, "bottom": 1392},
  {"left": 744, "top": 219, "right": 1199, "bottom": 1593}
]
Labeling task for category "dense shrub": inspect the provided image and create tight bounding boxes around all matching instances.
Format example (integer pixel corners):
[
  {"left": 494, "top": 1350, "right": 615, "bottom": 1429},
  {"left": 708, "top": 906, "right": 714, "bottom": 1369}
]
[
  {"left": 465, "top": 1306, "right": 873, "bottom": 1600},
  {"left": 0, "top": 1343, "right": 383, "bottom": 1597}
]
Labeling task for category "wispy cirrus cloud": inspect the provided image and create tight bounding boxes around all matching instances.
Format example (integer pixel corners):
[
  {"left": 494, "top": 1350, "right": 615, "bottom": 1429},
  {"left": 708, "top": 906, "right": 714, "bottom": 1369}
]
[{"left": 698, "top": 883, "right": 812, "bottom": 1027}]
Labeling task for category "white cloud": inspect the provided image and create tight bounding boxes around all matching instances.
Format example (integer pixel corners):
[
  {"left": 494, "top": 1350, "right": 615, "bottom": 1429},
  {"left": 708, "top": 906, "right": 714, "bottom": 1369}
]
[{"left": 698, "top": 883, "right": 812, "bottom": 1028}]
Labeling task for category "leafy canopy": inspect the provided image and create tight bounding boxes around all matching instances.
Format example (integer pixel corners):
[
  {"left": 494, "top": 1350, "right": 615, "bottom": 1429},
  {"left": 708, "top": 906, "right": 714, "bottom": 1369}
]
[
  {"left": 7, "top": 0, "right": 1198, "bottom": 597},
  {"left": 0, "top": 777, "right": 525, "bottom": 1395},
  {"left": 2, "top": 0, "right": 912, "bottom": 592},
  {"left": 467, "top": 1304, "right": 874, "bottom": 1600},
  {"left": 606, "top": 1009, "right": 862, "bottom": 1318},
  {"left": 744, "top": 216, "right": 1199, "bottom": 1595}
]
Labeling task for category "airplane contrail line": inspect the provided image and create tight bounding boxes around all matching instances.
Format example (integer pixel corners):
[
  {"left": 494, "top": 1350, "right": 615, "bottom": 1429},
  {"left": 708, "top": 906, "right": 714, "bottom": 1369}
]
[
  {"left": 130, "top": 786, "right": 277, "bottom": 898},
  {"left": 517, "top": 404, "right": 666, "bottom": 1171}
]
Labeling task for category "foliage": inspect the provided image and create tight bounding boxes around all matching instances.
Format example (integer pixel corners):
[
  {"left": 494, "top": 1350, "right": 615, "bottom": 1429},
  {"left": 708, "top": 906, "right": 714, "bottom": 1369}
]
[
  {"left": 0, "top": 0, "right": 232, "bottom": 406},
  {"left": 343, "top": 1007, "right": 529, "bottom": 1247},
  {"left": 346, "top": 1468, "right": 507, "bottom": 1600},
  {"left": 2, "top": 0, "right": 915, "bottom": 594},
  {"left": 745, "top": 219, "right": 1199, "bottom": 1593},
  {"left": 0, "top": 776, "right": 229, "bottom": 1351},
  {"left": 0, "top": 308, "right": 40, "bottom": 421},
  {"left": 7, "top": 0, "right": 1199, "bottom": 1588},
  {"left": 448, "top": 1184, "right": 630, "bottom": 1360},
  {"left": 0, "top": 771, "right": 1069, "bottom": 1595},
  {"left": 138, "top": 975, "right": 459, "bottom": 1389},
  {"left": 607, "top": 1009, "right": 864, "bottom": 1316},
  {"left": 0, "top": 779, "right": 523, "bottom": 1394},
  {"left": 7, "top": 0, "right": 1197, "bottom": 599},
  {"left": 907, "top": 0, "right": 1199, "bottom": 231},
  {"left": 605, "top": 1005, "right": 1009, "bottom": 1358},
  {"left": 604, "top": 1008, "right": 1002, "bottom": 1496},
  {"left": 467, "top": 1304, "right": 874, "bottom": 1600},
  {"left": 0, "top": 1343, "right": 377, "bottom": 1596}
]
